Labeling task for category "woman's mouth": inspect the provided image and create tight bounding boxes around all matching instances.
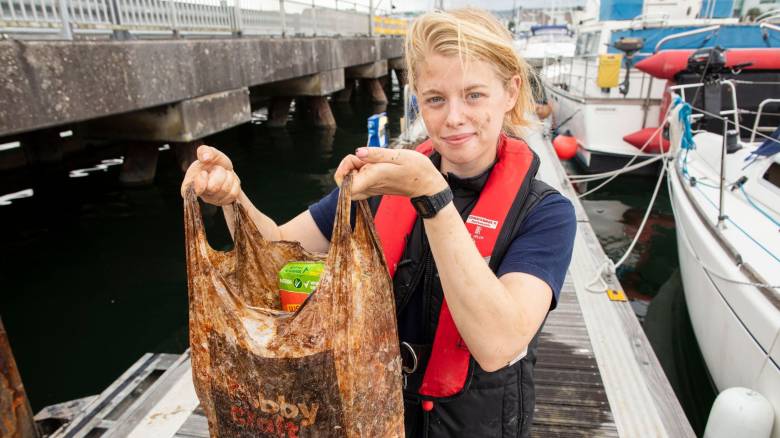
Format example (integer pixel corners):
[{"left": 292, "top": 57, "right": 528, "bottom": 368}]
[{"left": 441, "top": 133, "right": 476, "bottom": 145}]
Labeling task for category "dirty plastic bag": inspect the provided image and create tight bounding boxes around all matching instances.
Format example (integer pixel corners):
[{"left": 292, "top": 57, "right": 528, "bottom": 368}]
[{"left": 183, "top": 176, "right": 404, "bottom": 437}]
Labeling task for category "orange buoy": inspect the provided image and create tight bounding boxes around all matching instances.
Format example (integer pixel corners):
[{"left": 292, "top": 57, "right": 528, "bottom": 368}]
[{"left": 553, "top": 135, "right": 578, "bottom": 160}]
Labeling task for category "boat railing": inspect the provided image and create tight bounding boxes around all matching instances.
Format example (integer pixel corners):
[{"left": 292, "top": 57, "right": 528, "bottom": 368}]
[
  {"left": 629, "top": 12, "right": 669, "bottom": 28},
  {"left": 542, "top": 53, "right": 657, "bottom": 102},
  {"left": 760, "top": 22, "right": 780, "bottom": 37},
  {"left": 756, "top": 8, "right": 780, "bottom": 23},
  {"left": 671, "top": 79, "right": 780, "bottom": 146},
  {"left": 669, "top": 80, "right": 741, "bottom": 138},
  {"left": 654, "top": 24, "right": 721, "bottom": 53},
  {"left": 669, "top": 83, "right": 736, "bottom": 227},
  {"left": 750, "top": 98, "right": 780, "bottom": 143},
  {"left": 542, "top": 54, "right": 593, "bottom": 100}
]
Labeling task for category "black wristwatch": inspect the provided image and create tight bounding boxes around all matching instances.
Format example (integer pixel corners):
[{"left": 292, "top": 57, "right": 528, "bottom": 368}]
[{"left": 411, "top": 186, "right": 454, "bottom": 219}]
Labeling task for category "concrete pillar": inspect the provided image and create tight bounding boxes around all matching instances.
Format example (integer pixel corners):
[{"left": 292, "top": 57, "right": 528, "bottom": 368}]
[
  {"left": 394, "top": 68, "right": 407, "bottom": 88},
  {"left": 346, "top": 60, "right": 389, "bottom": 104},
  {"left": 253, "top": 70, "right": 344, "bottom": 128},
  {"left": 84, "top": 89, "right": 249, "bottom": 185},
  {"left": 346, "top": 60, "right": 389, "bottom": 80},
  {"left": 0, "top": 317, "right": 39, "bottom": 438},
  {"left": 365, "top": 78, "right": 388, "bottom": 104},
  {"left": 333, "top": 79, "right": 355, "bottom": 103},
  {"left": 267, "top": 97, "right": 293, "bottom": 128},
  {"left": 172, "top": 140, "right": 201, "bottom": 173},
  {"left": 86, "top": 88, "right": 251, "bottom": 142},
  {"left": 308, "top": 97, "right": 336, "bottom": 128},
  {"left": 389, "top": 57, "right": 407, "bottom": 88},
  {"left": 119, "top": 142, "right": 160, "bottom": 186},
  {"left": 318, "top": 127, "right": 336, "bottom": 154}
]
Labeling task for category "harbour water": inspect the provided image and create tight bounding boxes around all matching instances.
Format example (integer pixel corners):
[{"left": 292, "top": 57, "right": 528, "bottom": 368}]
[{"left": 1, "top": 86, "right": 714, "bottom": 434}]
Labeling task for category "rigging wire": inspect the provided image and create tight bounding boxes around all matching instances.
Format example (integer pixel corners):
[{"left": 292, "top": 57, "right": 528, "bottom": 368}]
[
  {"left": 576, "top": 112, "right": 672, "bottom": 199},
  {"left": 585, "top": 152, "right": 670, "bottom": 292},
  {"left": 666, "top": 163, "right": 780, "bottom": 291}
]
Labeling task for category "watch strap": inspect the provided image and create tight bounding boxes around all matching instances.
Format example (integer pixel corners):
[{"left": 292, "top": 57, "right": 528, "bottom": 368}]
[{"left": 411, "top": 186, "right": 454, "bottom": 219}]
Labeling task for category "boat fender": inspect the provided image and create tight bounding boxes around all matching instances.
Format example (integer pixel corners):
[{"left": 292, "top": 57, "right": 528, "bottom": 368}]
[
  {"left": 703, "top": 387, "right": 774, "bottom": 438},
  {"left": 552, "top": 135, "right": 577, "bottom": 160},
  {"left": 622, "top": 127, "right": 670, "bottom": 153}
]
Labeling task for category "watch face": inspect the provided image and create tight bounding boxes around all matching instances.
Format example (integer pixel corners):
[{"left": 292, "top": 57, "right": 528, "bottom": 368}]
[{"left": 413, "top": 198, "right": 433, "bottom": 217}]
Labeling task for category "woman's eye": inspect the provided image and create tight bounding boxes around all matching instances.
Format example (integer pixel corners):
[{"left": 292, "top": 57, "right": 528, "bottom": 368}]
[
  {"left": 467, "top": 92, "right": 482, "bottom": 100},
  {"left": 426, "top": 96, "right": 444, "bottom": 104}
]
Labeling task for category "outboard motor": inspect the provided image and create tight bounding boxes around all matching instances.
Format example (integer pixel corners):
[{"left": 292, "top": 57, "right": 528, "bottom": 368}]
[
  {"left": 686, "top": 46, "right": 727, "bottom": 77},
  {"left": 613, "top": 37, "right": 645, "bottom": 96}
]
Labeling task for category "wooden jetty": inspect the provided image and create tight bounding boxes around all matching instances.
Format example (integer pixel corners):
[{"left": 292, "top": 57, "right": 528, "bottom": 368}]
[{"left": 38, "top": 130, "right": 694, "bottom": 438}]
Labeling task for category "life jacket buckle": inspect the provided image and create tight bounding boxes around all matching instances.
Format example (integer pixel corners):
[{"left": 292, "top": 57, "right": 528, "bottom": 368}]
[{"left": 400, "top": 341, "right": 418, "bottom": 374}]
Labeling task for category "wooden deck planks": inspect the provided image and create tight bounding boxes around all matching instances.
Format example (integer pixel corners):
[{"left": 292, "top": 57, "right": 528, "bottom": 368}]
[{"left": 531, "top": 279, "right": 618, "bottom": 437}]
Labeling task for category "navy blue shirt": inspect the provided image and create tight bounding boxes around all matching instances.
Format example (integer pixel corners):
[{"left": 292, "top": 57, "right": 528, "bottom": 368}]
[{"left": 308, "top": 185, "right": 576, "bottom": 309}]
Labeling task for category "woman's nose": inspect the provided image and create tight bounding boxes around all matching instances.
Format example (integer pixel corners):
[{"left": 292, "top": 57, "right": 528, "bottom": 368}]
[{"left": 445, "top": 98, "right": 466, "bottom": 127}]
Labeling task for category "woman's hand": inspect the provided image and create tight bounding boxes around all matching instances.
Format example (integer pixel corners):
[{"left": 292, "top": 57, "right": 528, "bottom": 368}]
[
  {"left": 180, "top": 145, "right": 242, "bottom": 206},
  {"left": 334, "top": 147, "right": 448, "bottom": 200}
]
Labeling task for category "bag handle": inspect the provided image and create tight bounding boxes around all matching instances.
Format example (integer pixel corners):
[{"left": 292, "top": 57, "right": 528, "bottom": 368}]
[
  {"left": 183, "top": 185, "right": 211, "bottom": 261},
  {"left": 330, "top": 174, "right": 354, "bottom": 247},
  {"left": 329, "top": 174, "right": 391, "bottom": 273}
]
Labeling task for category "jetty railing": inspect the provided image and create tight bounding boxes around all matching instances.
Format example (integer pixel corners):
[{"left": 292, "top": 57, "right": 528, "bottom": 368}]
[{"left": 0, "top": 0, "right": 407, "bottom": 39}]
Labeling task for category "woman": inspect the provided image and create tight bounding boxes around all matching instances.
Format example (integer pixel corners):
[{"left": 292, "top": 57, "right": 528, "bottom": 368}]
[{"left": 181, "top": 8, "right": 576, "bottom": 437}]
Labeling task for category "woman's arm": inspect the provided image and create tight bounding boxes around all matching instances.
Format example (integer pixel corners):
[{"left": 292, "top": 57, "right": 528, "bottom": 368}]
[
  {"left": 334, "top": 146, "right": 553, "bottom": 372},
  {"left": 182, "top": 145, "right": 330, "bottom": 254},
  {"left": 422, "top": 204, "right": 552, "bottom": 372}
]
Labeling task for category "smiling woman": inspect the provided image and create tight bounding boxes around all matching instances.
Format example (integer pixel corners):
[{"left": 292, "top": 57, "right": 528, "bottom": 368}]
[{"left": 181, "top": 7, "right": 576, "bottom": 438}]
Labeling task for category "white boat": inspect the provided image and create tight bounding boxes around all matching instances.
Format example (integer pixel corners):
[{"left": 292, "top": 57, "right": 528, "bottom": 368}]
[
  {"left": 666, "top": 62, "right": 780, "bottom": 436},
  {"left": 515, "top": 25, "right": 576, "bottom": 69},
  {"left": 541, "top": 0, "right": 779, "bottom": 174}
]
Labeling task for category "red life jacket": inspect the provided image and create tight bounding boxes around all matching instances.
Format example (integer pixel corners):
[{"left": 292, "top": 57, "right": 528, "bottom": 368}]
[{"left": 374, "top": 134, "right": 535, "bottom": 409}]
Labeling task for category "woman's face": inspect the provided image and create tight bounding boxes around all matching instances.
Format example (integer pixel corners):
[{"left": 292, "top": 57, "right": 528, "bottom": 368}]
[{"left": 416, "top": 52, "right": 520, "bottom": 176}]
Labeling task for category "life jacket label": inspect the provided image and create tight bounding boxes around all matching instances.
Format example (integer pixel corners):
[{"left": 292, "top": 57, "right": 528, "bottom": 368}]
[{"left": 466, "top": 215, "right": 499, "bottom": 229}]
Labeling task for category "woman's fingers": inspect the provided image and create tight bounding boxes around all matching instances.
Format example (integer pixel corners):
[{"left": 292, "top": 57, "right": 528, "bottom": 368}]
[
  {"left": 355, "top": 146, "right": 409, "bottom": 164},
  {"left": 194, "top": 170, "right": 209, "bottom": 197},
  {"left": 197, "top": 145, "right": 233, "bottom": 171},
  {"left": 214, "top": 171, "right": 241, "bottom": 205},
  {"left": 181, "top": 160, "right": 204, "bottom": 197},
  {"left": 340, "top": 147, "right": 445, "bottom": 198},
  {"left": 180, "top": 152, "right": 242, "bottom": 206},
  {"left": 205, "top": 166, "right": 227, "bottom": 196},
  {"left": 334, "top": 154, "right": 369, "bottom": 186}
]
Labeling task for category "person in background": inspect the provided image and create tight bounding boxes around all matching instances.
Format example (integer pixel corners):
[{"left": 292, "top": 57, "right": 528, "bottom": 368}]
[
  {"left": 182, "top": 8, "right": 575, "bottom": 437},
  {"left": 529, "top": 72, "right": 553, "bottom": 120}
]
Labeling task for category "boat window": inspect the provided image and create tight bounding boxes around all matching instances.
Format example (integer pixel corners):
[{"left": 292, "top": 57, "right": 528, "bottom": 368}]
[
  {"left": 587, "top": 31, "right": 602, "bottom": 55},
  {"left": 763, "top": 162, "right": 780, "bottom": 189},
  {"left": 575, "top": 32, "right": 603, "bottom": 56},
  {"left": 575, "top": 33, "right": 587, "bottom": 56}
]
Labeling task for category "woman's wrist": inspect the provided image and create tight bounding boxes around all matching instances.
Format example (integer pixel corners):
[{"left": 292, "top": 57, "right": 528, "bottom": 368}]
[{"left": 417, "top": 172, "right": 449, "bottom": 197}]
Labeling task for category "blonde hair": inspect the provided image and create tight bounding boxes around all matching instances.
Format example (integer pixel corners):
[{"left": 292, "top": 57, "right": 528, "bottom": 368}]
[{"left": 404, "top": 8, "right": 536, "bottom": 136}]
